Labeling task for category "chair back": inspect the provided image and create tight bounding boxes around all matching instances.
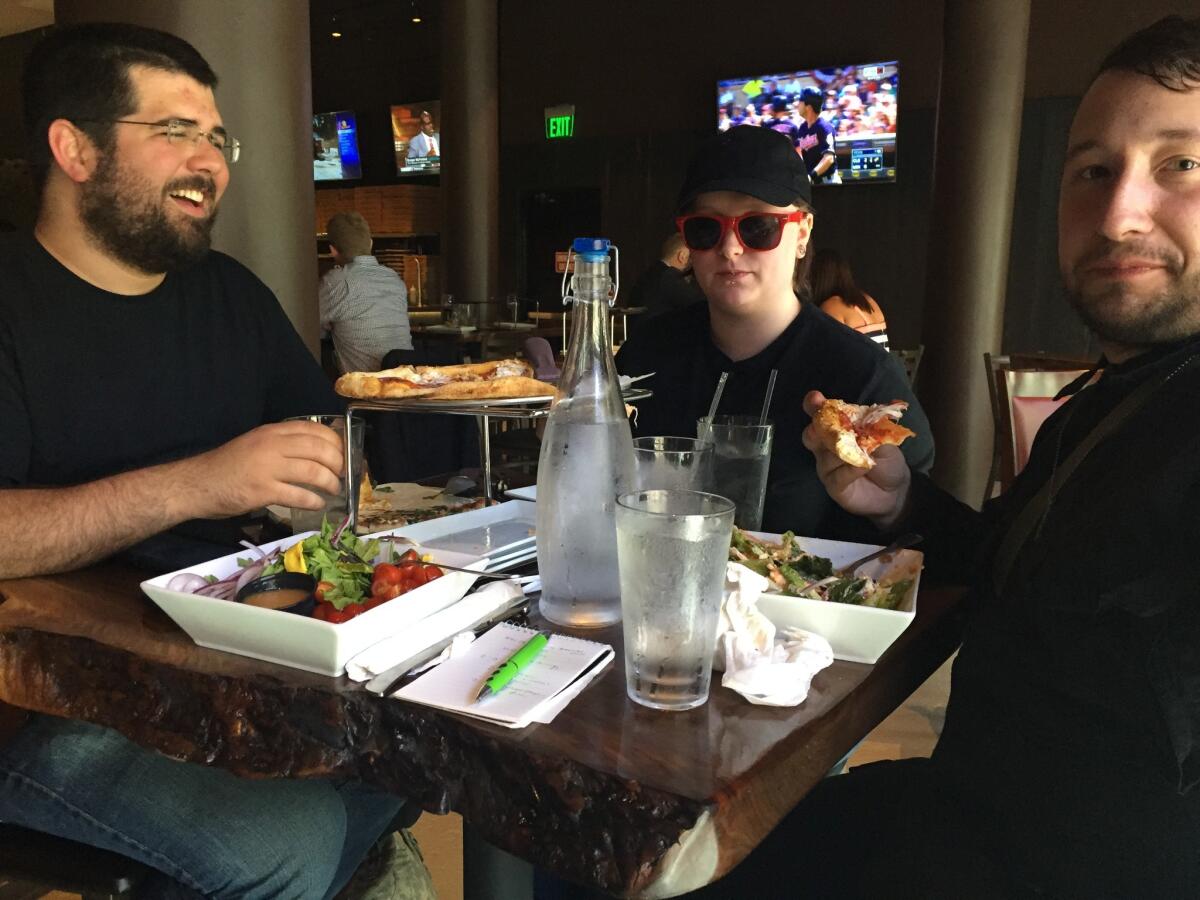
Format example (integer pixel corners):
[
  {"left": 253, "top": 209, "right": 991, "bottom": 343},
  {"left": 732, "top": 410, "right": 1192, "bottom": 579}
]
[
  {"left": 523, "top": 336, "right": 561, "bottom": 381},
  {"left": 983, "top": 352, "right": 1093, "bottom": 506}
]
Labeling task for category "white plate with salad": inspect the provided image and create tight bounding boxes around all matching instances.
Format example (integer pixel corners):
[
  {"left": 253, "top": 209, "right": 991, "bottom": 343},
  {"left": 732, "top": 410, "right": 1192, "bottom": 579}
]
[
  {"left": 141, "top": 521, "right": 487, "bottom": 676},
  {"left": 731, "top": 529, "right": 924, "bottom": 665}
]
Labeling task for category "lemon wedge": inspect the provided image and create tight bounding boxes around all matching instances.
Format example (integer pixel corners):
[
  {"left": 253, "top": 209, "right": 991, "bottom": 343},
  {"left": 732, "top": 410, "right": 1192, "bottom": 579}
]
[{"left": 283, "top": 541, "right": 307, "bottom": 574}]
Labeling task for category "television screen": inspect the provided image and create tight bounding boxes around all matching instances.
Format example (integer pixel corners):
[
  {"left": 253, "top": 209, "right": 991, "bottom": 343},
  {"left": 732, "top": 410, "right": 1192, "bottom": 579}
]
[
  {"left": 313, "top": 110, "right": 362, "bottom": 181},
  {"left": 392, "top": 101, "right": 441, "bottom": 176},
  {"left": 717, "top": 61, "right": 898, "bottom": 185}
]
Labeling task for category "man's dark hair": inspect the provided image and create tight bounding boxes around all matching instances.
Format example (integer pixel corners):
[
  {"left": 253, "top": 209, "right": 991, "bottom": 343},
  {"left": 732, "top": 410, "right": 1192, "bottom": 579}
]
[
  {"left": 22, "top": 22, "right": 217, "bottom": 184},
  {"left": 1098, "top": 15, "right": 1200, "bottom": 91},
  {"left": 799, "top": 89, "right": 823, "bottom": 113}
]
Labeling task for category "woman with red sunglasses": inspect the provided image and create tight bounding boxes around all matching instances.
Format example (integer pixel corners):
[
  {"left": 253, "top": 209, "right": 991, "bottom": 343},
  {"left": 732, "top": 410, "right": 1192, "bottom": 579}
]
[{"left": 616, "top": 126, "right": 933, "bottom": 542}]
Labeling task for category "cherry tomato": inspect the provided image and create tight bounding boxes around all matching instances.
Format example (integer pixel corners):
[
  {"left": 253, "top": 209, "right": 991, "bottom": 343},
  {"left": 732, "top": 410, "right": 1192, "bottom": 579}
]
[
  {"left": 363, "top": 595, "right": 386, "bottom": 610},
  {"left": 423, "top": 565, "right": 444, "bottom": 581},
  {"left": 324, "top": 606, "right": 357, "bottom": 624},
  {"left": 312, "top": 603, "right": 330, "bottom": 621},
  {"left": 398, "top": 549, "right": 422, "bottom": 565},
  {"left": 405, "top": 566, "right": 429, "bottom": 588},
  {"left": 375, "top": 582, "right": 405, "bottom": 602},
  {"left": 373, "top": 563, "right": 403, "bottom": 586},
  {"left": 314, "top": 580, "right": 336, "bottom": 602}
]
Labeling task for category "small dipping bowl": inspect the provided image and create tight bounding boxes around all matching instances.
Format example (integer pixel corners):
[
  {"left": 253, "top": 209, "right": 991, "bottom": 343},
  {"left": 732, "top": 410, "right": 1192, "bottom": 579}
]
[{"left": 236, "top": 572, "right": 317, "bottom": 617}]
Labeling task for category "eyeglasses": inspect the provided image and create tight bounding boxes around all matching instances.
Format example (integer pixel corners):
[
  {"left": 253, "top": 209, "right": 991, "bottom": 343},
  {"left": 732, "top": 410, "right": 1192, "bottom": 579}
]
[
  {"left": 85, "top": 118, "right": 241, "bottom": 163},
  {"left": 675, "top": 210, "right": 807, "bottom": 252}
]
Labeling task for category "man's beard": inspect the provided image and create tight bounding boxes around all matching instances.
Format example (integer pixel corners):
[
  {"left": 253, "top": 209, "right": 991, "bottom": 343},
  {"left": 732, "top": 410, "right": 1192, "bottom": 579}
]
[
  {"left": 79, "top": 150, "right": 217, "bottom": 275},
  {"left": 1065, "top": 240, "right": 1200, "bottom": 347}
]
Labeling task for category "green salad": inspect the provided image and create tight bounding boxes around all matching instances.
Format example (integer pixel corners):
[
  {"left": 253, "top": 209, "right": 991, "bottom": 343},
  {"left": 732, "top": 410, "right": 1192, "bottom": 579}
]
[{"left": 729, "top": 529, "right": 913, "bottom": 610}]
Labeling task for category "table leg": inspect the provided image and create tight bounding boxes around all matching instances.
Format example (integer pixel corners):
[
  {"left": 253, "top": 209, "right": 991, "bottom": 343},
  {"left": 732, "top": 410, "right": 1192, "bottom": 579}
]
[{"left": 478, "top": 414, "right": 493, "bottom": 503}]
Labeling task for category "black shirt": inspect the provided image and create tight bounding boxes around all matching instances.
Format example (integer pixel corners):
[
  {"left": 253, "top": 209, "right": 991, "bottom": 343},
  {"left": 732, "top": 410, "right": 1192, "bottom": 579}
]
[
  {"left": 616, "top": 301, "right": 933, "bottom": 541},
  {"left": 0, "top": 234, "right": 339, "bottom": 562},
  {"left": 905, "top": 339, "right": 1200, "bottom": 896}
]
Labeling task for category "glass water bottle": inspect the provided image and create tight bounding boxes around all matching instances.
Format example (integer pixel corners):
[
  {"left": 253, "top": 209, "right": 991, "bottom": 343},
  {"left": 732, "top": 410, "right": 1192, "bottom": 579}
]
[{"left": 536, "top": 238, "right": 636, "bottom": 627}]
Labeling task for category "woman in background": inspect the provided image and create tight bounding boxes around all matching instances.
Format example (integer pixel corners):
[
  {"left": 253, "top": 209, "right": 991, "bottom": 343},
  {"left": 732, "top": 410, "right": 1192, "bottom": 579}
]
[{"left": 812, "top": 248, "right": 889, "bottom": 351}]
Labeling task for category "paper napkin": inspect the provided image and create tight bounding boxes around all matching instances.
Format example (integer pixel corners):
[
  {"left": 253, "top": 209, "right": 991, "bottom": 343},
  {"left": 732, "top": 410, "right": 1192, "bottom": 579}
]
[
  {"left": 345, "top": 579, "right": 525, "bottom": 682},
  {"left": 716, "top": 562, "right": 835, "bottom": 707}
]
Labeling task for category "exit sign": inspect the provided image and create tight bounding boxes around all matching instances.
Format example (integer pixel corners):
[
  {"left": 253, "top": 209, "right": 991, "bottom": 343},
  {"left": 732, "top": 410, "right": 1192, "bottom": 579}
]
[{"left": 544, "top": 103, "right": 575, "bottom": 140}]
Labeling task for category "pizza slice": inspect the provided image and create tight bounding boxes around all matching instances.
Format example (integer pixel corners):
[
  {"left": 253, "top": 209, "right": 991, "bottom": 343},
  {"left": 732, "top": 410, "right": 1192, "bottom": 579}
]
[
  {"left": 812, "top": 399, "right": 916, "bottom": 469},
  {"left": 335, "top": 358, "right": 555, "bottom": 401}
]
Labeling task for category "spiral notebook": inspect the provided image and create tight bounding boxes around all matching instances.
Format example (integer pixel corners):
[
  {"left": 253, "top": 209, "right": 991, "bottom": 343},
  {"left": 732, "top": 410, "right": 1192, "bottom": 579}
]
[{"left": 393, "top": 621, "right": 614, "bottom": 729}]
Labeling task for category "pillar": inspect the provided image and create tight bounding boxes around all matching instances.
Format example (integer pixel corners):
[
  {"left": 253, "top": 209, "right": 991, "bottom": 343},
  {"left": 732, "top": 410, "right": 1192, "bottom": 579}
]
[
  {"left": 441, "top": 0, "right": 500, "bottom": 314},
  {"left": 55, "top": 0, "right": 320, "bottom": 354},
  {"left": 918, "top": 0, "right": 1031, "bottom": 505}
]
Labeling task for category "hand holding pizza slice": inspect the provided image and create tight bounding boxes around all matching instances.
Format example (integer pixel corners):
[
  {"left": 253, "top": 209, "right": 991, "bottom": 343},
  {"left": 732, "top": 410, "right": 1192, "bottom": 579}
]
[{"left": 811, "top": 398, "right": 916, "bottom": 469}]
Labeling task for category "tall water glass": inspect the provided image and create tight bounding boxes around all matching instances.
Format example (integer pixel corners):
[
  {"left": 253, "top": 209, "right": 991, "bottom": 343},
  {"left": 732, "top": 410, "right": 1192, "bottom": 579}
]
[
  {"left": 633, "top": 437, "right": 714, "bottom": 492},
  {"left": 286, "top": 414, "right": 365, "bottom": 534},
  {"left": 696, "top": 415, "right": 774, "bottom": 530},
  {"left": 616, "top": 490, "right": 736, "bottom": 710}
]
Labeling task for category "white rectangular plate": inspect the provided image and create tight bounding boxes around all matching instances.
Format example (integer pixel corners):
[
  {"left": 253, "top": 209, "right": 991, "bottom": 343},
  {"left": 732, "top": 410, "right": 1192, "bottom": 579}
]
[
  {"left": 141, "top": 537, "right": 486, "bottom": 676},
  {"left": 366, "top": 500, "right": 536, "bottom": 559},
  {"left": 743, "top": 532, "right": 922, "bottom": 665},
  {"left": 503, "top": 484, "right": 537, "bottom": 502}
]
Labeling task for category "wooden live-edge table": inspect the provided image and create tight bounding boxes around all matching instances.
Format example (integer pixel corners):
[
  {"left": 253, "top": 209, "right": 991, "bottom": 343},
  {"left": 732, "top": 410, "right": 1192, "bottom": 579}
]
[{"left": 0, "top": 566, "right": 965, "bottom": 897}]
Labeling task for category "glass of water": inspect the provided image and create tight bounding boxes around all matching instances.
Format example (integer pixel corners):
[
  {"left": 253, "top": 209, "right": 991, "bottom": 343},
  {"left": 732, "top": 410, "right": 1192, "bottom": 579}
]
[
  {"left": 616, "top": 489, "right": 736, "bottom": 711},
  {"left": 633, "top": 437, "right": 714, "bottom": 492},
  {"left": 696, "top": 415, "right": 774, "bottom": 531},
  {"left": 286, "top": 414, "right": 365, "bottom": 534}
]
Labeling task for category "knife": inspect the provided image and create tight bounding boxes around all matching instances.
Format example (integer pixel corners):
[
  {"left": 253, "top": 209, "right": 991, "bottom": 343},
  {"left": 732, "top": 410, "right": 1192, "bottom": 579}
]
[{"left": 365, "top": 593, "right": 532, "bottom": 696}]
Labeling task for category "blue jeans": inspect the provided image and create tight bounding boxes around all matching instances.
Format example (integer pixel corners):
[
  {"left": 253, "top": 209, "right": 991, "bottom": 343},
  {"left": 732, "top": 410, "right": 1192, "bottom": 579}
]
[{"left": 0, "top": 714, "right": 404, "bottom": 899}]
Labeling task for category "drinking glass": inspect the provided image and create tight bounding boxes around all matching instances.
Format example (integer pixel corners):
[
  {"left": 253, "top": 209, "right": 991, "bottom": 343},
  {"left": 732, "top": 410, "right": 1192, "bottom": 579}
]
[
  {"left": 286, "top": 414, "right": 365, "bottom": 534},
  {"left": 632, "top": 437, "right": 714, "bottom": 493},
  {"left": 696, "top": 415, "right": 774, "bottom": 530},
  {"left": 616, "top": 490, "right": 736, "bottom": 710}
]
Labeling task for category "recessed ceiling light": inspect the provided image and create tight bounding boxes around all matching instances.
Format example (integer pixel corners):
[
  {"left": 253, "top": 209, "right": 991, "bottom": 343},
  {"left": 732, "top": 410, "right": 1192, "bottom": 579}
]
[
  {"left": 412, "top": 16, "right": 422, "bottom": 23},
  {"left": 331, "top": 31, "right": 342, "bottom": 37}
]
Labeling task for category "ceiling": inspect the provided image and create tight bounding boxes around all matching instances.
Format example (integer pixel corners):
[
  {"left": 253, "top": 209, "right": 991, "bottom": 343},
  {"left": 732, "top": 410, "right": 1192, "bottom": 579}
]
[{"left": 0, "top": 0, "right": 51, "bottom": 38}]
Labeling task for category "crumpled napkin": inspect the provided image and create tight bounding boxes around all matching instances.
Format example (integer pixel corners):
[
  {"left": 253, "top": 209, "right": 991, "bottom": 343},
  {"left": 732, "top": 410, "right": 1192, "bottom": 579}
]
[
  {"left": 716, "top": 562, "right": 835, "bottom": 707},
  {"left": 345, "top": 579, "right": 525, "bottom": 682}
]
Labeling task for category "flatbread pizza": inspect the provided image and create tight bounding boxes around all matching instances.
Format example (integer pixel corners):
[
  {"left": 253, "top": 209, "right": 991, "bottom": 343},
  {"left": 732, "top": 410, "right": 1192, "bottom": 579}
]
[
  {"left": 336, "top": 358, "right": 556, "bottom": 401},
  {"left": 812, "top": 399, "right": 916, "bottom": 469}
]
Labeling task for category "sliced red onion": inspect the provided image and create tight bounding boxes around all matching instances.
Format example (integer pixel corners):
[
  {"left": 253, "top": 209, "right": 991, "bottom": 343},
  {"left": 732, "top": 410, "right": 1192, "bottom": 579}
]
[
  {"left": 166, "top": 573, "right": 211, "bottom": 593},
  {"left": 233, "top": 560, "right": 266, "bottom": 594}
]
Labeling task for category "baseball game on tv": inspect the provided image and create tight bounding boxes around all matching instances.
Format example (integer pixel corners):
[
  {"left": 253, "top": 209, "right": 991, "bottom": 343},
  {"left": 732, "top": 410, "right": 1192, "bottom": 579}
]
[{"left": 716, "top": 60, "right": 898, "bottom": 185}]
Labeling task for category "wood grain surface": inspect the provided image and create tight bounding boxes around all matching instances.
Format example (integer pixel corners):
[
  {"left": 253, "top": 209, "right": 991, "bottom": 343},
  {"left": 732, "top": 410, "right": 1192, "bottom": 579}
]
[{"left": 0, "top": 565, "right": 964, "bottom": 896}]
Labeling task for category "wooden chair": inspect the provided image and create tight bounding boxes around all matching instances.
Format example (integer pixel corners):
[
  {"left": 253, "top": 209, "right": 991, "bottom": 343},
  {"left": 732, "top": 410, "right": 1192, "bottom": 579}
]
[
  {"left": 983, "top": 352, "right": 1094, "bottom": 506},
  {"left": 0, "top": 823, "right": 152, "bottom": 898},
  {"left": 891, "top": 345, "right": 924, "bottom": 387}
]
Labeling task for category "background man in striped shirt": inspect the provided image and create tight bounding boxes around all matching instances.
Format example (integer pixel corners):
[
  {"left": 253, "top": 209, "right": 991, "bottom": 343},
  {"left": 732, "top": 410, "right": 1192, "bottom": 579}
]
[{"left": 320, "top": 211, "right": 412, "bottom": 373}]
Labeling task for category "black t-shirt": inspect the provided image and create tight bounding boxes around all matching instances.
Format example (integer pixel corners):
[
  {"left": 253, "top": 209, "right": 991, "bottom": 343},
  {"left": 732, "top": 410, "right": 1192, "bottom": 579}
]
[
  {"left": 615, "top": 302, "right": 933, "bottom": 541},
  {"left": 0, "top": 234, "right": 340, "bottom": 563},
  {"left": 795, "top": 117, "right": 836, "bottom": 181}
]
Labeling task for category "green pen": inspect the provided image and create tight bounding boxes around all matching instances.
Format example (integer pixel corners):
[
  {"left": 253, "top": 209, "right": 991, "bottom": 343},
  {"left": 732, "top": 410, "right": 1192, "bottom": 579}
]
[{"left": 474, "top": 631, "right": 550, "bottom": 702}]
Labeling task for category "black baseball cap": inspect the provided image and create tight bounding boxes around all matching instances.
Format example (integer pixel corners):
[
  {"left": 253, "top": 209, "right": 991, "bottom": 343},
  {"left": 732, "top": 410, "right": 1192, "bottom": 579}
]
[{"left": 676, "top": 125, "right": 812, "bottom": 212}]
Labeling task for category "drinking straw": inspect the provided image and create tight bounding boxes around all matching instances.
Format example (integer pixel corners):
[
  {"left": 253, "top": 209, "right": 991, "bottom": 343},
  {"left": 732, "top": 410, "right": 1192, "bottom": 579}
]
[
  {"left": 759, "top": 369, "right": 779, "bottom": 425},
  {"left": 706, "top": 371, "right": 729, "bottom": 423}
]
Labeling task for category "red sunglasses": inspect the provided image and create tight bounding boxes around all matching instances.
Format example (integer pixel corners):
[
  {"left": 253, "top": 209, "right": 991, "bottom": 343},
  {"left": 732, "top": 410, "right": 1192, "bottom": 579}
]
[{"left": 674, "top": 210, "right": 807, "bottom": 252}]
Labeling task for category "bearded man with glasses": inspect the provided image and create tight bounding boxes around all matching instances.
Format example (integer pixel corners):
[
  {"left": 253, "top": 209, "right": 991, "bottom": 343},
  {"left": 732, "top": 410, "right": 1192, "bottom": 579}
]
[
  {"left": 617, "top": 125, "right": 933, "bottom": 541},
  {"left": 0, "top": 22, "right": 434, "bottom": 900}
]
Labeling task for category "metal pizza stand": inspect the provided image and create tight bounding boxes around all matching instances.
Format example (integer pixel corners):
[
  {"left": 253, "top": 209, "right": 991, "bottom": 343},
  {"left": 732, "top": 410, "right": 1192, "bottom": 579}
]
[{"left": 341, "top": 387, "right": 651, "bottom": 527}]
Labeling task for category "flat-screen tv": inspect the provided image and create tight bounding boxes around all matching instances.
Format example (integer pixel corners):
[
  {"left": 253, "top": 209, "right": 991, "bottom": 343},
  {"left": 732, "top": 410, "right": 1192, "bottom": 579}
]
[
  {"left": 391, "top": 101, "right": 441, "bottom": 176},
  {"left": 313, "top": 110, "right": 362, "bottom": 181},
  {"left": 716, "top": 61, "right": 898, "bottom": 185}
]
